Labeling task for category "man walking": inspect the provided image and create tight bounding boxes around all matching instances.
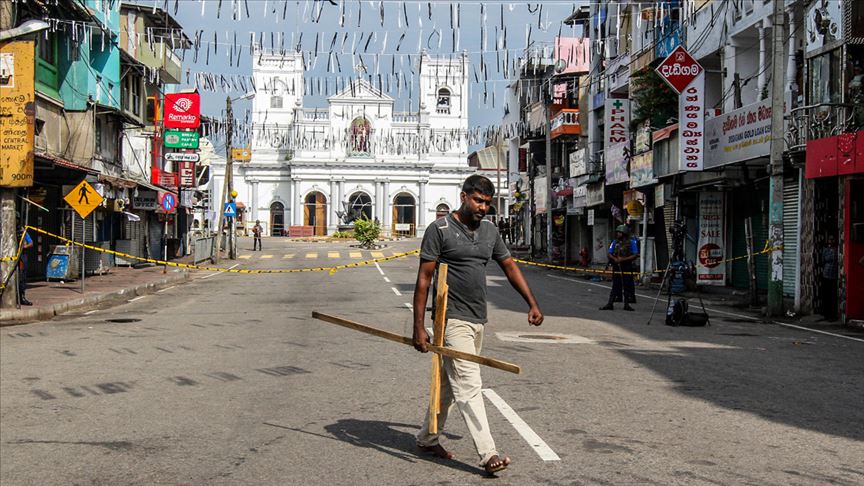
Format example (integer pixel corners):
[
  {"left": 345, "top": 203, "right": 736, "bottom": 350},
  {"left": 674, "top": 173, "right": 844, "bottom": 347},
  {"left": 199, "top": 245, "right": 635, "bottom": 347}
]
[
  {"left": 252, "top": 220, "right": 263, "bottom": 251},
  {"left": 413, "top": 175, "right": 543, "bottom": 475},
  {"left": 600, "top": 224, "right": 639, "bottom": 311}
]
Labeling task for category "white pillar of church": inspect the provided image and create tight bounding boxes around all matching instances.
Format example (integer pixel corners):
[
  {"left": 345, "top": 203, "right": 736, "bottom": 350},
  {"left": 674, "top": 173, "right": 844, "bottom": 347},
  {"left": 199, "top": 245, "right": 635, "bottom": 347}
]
[
  {"left": 374, "top": 179, "right": 384, "bottom": 223},
  {"left": 418, "top": 179, "right": 427, "bottom": 230},
  {"left": 329, "top": 178, "right": 338, "bottom": 232},
  {"left": 250, "top": 179, "right": 259, "bottom": 223},
  {"left": 291, "top": 177, "right": 301, "bottom": 226},
  {"left": 382, "top": 179, "right": 391, "bottom": 235}
]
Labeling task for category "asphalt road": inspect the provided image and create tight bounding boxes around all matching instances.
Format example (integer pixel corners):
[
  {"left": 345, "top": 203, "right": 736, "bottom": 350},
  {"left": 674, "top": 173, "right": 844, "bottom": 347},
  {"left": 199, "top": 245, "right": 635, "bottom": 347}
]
[{"left": 2, "top": 237, "right": 863, "bottom": 485}]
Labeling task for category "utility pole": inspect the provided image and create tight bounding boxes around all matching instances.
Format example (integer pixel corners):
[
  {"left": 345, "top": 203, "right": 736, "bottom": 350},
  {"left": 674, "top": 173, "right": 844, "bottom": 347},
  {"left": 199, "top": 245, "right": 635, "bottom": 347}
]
[
  {"left": 226, "top": 96, "right": 236, "bottom": 260},
  {"left": 545, "top": 100, "right": 553, "bottom": 262},
  {"left": 215, "top": 96, "right": 235, "bottom": 261},
  {"left": 0, "top": 2, "right": 19, "bottom": 308},
  {"left": 767, "top": 0, "right": 786, "bottom": 316}
]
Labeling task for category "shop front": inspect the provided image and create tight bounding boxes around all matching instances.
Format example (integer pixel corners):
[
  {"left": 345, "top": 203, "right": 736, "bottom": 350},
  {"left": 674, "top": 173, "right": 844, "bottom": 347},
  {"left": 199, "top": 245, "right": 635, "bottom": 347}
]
[{"left": 804, "top": 131, "right": 864, "bottom": 322}]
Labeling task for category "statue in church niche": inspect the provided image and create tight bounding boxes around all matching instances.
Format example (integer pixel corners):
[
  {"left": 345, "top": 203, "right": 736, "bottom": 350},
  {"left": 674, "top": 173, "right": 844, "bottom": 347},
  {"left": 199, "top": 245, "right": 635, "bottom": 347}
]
[{"left": 337, "top": 200, "right": 363, "bottom": 225}]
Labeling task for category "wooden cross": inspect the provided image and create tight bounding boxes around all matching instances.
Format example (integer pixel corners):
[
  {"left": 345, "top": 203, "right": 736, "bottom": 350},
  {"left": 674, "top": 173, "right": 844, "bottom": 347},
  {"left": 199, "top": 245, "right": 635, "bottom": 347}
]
[
  {"left": 311, "top": 265, "right": 523, "bottom": 433},
  {"left": 427, "top": 263, "right": 449, "bottom": 434}
]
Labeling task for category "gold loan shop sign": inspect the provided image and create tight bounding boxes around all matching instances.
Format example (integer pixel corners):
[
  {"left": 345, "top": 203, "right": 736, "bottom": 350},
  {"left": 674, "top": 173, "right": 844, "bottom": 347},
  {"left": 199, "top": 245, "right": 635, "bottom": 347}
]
[{"left": 0, "top": 40, "right": 36, "bottom": 187}]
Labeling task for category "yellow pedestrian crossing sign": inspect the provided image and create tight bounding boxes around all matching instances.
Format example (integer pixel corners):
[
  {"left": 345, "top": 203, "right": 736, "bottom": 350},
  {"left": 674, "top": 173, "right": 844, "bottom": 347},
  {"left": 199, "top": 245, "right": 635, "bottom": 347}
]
[{"left": 64, "top": 180, "right": 103, "bottom": 219}]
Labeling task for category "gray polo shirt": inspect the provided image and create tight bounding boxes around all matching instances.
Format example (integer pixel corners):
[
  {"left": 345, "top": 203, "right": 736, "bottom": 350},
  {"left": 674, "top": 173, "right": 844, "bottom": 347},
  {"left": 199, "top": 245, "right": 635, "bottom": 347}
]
[{"left": 420, "top": 213, "right": 511, "bottom": 324}]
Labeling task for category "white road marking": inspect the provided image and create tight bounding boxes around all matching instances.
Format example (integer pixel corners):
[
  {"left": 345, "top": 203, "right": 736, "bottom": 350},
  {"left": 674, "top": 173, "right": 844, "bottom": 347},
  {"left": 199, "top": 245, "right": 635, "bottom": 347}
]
[
  {"left": 84, "top": 309, "right": 97, "bottom": 315},
  {"left": 156, "top": 286, "right": 176, "bottom": 293},
  {"left": 391, "top": 287, "right": 402, "bottom": 296},
  {"left": 202, "top": 263, "right": 240, "bottom": 279},
  {"left": 128, "top": 296, "right": 147, "bottom": 302},
  {"left": 383, "top": 276, "right": 391, "bottom": 283},
  {"left": 482, "top": 389, "right": 560, "bottom": 462},
  {"left": 546, "top": 274, "right": 864, "bottom": 344},
  {"left": 374, "top": 262, "right": 385, "bottom": 275},
  {"left": 403, "top": 303, "right": 413, "bottom": 310}
]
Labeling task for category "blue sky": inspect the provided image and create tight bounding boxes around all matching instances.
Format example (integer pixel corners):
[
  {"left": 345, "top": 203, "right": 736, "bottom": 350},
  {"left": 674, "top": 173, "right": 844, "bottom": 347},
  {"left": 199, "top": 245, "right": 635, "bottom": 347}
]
[{"left": 168, "top": 0, "right": 586, "bottom": 142}]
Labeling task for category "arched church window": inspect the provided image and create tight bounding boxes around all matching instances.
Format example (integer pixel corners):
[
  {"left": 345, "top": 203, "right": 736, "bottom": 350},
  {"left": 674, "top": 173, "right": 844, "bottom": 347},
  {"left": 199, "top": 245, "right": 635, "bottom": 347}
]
[
  {"left": 271, "top": 96, "right": 283, "bottom": 109},
  {"left": 437, "top": 88, "right": 451, "bottom": 114},
  {"left": 349, "top": 117, "right": 372, "bottom": 155}
]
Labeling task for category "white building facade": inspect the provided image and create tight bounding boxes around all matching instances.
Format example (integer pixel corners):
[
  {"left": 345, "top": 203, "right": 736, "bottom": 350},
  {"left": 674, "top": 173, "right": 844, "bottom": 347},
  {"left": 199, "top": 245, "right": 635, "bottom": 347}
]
[{"left": 210, "top": 49, "right": 475, "bottom": 237}]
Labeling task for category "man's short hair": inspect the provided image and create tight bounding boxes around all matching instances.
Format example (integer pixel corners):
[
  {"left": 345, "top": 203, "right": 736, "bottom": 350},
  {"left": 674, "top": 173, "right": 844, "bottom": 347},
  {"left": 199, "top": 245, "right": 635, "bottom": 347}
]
[{"left": 462, "top": 175, "right": 495, "bottom": 197}]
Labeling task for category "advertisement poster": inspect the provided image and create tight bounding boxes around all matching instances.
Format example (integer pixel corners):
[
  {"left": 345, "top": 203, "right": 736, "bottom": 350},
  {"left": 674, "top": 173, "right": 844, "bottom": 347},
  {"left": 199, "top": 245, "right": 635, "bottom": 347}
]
[
  {"left": 630, "top": 151, "right": 656, "bottom": 188},
  {"left": 697, "top": 191, "right": 726, "bottom": 285},
  {"left": 534, "top": 176, "right": 547, "bottom": 214},
  {"left": 0, "top": 41, "right": 35, "bottom": 187},
  {"left": 605, "top": 142, "right": 630, "bottom": 184},
  {"left": 569, "top": 148, "right": 587, "bottom": 177}
]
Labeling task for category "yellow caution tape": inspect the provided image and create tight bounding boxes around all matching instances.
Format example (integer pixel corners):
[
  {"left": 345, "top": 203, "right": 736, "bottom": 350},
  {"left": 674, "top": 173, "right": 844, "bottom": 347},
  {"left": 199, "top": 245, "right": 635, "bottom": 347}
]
[
  {"left": 4, "top": 225, "right": 784, "bottom": 282},
  {"left": 21, "top": 226, "right": 418, "bottom": 275},
  {"left": 512, "top": 244, "right": 783, "bottom": 277},
  {"left": 0, "top": 231, "right": 27, "bottom": 262}
]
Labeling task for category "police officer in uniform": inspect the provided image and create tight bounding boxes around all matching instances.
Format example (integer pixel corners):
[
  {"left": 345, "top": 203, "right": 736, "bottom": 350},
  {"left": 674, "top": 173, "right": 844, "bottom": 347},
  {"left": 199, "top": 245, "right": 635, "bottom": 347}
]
[{"left": 600, "top": 224, "right": 639, "bottom": 311}]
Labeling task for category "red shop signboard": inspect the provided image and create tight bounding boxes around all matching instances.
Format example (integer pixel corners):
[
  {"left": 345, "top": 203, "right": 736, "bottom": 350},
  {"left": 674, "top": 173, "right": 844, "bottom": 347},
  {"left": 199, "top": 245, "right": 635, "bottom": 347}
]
[{"left": 163, "top": 93, "right": 201, "bottom": 129}]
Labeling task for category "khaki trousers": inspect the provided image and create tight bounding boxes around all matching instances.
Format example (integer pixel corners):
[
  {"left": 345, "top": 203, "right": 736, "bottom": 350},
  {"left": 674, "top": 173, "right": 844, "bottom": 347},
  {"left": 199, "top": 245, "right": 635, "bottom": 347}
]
[{"left": 416, "top": 318, "right": 498, "bottom": 465}]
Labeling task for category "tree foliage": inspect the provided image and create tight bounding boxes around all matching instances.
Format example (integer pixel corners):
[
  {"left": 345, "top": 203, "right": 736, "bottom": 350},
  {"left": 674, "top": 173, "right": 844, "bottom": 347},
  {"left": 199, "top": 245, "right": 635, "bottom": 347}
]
[
  {"left": 353, "top": 216, "right": 381, "bottom": 248},
  {"left": 630, "top": 67, "right": 679, "bottom": 130}
]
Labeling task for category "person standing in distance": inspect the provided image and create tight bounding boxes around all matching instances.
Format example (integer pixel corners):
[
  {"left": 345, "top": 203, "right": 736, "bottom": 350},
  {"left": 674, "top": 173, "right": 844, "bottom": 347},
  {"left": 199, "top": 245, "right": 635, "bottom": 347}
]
[
  {"left": 600, "top": 224, "right": 639, "bottom": 311},
  {"left": 413, "top": 175, "right": 544, "bottom": 475},
  {"left": 252, "top": 220, "right": 263, "bottom": 251}
]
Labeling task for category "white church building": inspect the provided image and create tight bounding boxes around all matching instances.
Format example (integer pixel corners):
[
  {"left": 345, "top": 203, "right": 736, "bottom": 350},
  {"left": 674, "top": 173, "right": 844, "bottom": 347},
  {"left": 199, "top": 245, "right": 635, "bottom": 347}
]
[{"left": 209, "top": 49, "right": 475, "bottom": 237}]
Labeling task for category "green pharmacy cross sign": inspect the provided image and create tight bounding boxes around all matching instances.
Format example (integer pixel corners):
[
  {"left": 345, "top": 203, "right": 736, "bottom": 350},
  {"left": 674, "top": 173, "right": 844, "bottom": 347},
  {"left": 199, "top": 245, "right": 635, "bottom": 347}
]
[{"left": 163, "top": 130, "right": 200, "bottom": 149}]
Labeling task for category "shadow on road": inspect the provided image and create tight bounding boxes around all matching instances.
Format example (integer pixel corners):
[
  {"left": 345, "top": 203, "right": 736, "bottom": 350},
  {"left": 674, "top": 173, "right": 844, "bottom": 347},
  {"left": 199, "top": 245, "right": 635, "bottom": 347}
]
[
  {"left": 484, "top": 265, "right": 864, "bottom": 444},
  {"left": 264, "top": 420, "right": 481, "bottom": 476}
]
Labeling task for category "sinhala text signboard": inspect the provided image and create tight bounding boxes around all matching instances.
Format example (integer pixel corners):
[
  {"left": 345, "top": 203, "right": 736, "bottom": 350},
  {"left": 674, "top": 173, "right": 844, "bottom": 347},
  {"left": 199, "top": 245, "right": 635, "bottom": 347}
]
[
  {"left": 704, "top": 99, "right": 772, "bottom": 169},
  {"left": 0, "top": 41, "right": 36, "bottom": 187},
  {"left": 656, "top": 46, "right": 705, "bottom": 172}
]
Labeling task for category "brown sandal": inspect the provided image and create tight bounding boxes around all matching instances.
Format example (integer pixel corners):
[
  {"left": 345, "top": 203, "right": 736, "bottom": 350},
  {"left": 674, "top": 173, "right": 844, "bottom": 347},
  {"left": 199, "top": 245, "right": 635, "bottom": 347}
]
[
  {"left": 418, "top": 444, "right": 454, "bottom": 460},
  {"left": 484, "top": 455, "right": 511, "bottom": 474}
]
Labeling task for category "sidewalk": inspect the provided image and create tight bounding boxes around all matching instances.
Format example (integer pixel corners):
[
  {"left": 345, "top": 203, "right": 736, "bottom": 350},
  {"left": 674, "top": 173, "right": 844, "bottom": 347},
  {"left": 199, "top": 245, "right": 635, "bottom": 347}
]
[
  {"left": 540, "top": 264, "right": 864, "bottom": 336},
  {"left": 0, "top": 258, "right": 201, "bottom": 326}
]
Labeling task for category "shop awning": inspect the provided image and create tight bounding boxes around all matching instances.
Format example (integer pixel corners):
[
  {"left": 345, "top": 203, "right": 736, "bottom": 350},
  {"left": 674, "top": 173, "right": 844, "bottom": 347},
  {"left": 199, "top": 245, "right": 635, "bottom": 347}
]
[{"left": 35, "top": 152, "right": 99, "bottom": 174}]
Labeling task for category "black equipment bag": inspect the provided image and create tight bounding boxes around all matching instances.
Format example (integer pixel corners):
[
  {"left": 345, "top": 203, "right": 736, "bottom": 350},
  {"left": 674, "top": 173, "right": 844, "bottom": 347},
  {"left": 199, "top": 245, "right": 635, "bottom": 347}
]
[{"left": 666, "top": 298, "right": 708, "bottom": 327}]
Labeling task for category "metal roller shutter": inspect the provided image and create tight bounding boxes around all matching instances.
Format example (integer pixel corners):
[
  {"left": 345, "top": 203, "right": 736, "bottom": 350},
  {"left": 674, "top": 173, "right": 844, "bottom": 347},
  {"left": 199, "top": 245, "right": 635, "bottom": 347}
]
[{"left": 783, "top": 174, "right": 800, "bottom": 299}]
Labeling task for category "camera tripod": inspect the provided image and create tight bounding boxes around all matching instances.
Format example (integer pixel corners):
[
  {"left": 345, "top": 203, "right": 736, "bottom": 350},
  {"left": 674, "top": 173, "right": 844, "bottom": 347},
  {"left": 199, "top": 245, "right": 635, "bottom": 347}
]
[{"left": 646, "top": 222, "right": 711, "bottom": 326}]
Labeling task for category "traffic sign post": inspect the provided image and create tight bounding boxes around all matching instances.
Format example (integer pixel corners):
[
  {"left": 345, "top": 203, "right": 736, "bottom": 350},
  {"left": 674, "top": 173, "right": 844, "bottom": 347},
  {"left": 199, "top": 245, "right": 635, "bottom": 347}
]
[
  {"left": 223, "top": 202, "right": 237, "bottom": 218},
  {"left": 159, "top": 192, "right": 178, "bottom": 213},
  {"left": 63, "top": 180, "right": 103, "bottom": 219}
]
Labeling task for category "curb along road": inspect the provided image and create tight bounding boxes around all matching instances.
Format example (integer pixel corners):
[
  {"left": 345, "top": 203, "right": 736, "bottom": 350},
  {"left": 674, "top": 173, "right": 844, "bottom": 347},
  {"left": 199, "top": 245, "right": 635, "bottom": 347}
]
[{"left": 0, "top": 272, "right": 191, "bottom": 327}]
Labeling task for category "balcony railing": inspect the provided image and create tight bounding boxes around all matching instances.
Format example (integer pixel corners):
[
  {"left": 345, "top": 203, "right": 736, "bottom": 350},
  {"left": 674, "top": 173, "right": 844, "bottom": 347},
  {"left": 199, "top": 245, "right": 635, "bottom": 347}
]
[
  {"left": 392, "top": 113, "right": 418, "bottom": 123},
  {"left": 301, "top": 110, "right": 329, "bottom": 121},
  {"left": 550, "top": 109, "right": 581, "bottom": 139},
  {"left": 785, "top": 103, "right": 858, "bottom": 152}
]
